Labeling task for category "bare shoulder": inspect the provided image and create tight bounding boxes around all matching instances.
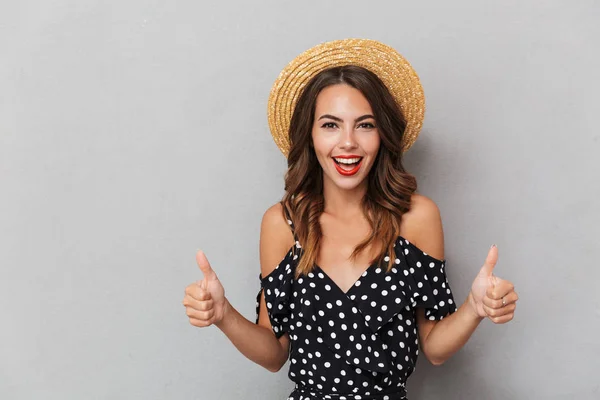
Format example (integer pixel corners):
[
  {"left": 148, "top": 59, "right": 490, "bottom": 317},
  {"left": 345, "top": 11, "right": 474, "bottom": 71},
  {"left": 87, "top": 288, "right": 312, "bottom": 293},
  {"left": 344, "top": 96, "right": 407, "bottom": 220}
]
[
  {"left": 403, "top": 193, "right": 441, "bottom": 225},
  {"left": 400, "top": 193, "right": 445, "bottom": 260},
  {"left": 259, "top": 202, "right": 295, "bottom": 277}
]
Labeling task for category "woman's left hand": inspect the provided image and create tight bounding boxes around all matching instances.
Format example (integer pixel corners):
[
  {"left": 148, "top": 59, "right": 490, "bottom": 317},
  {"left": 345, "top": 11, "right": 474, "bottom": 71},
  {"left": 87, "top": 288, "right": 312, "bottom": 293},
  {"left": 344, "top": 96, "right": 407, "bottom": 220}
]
[{"left": 468, "top": 245, "right": 519, "bottom": 323}]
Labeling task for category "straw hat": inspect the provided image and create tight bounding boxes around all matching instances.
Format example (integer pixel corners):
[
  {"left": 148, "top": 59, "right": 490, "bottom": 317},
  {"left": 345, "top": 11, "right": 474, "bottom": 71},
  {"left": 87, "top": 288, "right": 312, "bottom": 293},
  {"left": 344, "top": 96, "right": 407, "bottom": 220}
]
[{"left": 267, "top": 38, "right": 425, "bottom": 157}]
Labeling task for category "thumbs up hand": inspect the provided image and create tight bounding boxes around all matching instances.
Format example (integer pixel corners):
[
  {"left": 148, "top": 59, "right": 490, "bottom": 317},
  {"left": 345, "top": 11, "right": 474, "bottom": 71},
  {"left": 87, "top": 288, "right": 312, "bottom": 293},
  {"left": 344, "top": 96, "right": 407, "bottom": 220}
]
[
  {"left": 182, "top": 250, "right": 227, "bottom": 328},
  {"left": 467, "top": 245, "right": 518, "bottom": 323}
]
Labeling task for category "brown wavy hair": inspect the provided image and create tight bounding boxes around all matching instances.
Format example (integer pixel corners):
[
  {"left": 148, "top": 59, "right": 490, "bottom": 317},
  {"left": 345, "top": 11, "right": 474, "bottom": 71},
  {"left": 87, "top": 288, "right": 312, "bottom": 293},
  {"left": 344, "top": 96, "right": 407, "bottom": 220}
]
[{"left": 281, "top": 65, "right": 417, "bottom": 277}]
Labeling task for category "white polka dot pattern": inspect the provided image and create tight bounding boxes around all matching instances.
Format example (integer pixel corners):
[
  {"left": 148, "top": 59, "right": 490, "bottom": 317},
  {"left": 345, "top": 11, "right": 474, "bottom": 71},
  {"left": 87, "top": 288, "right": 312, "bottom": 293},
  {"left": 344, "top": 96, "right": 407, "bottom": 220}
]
[{"left": 255, "top": 209, "right": 457, "bottom": 400}]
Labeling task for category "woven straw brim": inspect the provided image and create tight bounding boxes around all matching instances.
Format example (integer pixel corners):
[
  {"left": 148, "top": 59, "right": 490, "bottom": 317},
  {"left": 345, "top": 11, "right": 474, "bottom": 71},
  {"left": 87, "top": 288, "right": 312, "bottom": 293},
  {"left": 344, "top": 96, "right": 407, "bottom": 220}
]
[{"left": 267, "top": 38, "right": 425, "bottom": 157}]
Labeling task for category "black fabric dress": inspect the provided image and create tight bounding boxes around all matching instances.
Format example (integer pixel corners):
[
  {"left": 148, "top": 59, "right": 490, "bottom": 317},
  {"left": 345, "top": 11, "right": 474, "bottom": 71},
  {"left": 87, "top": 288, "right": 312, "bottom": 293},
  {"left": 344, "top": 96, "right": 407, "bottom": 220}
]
[{"left": 256, "top": 206, "right": 458, "bottom": 400}]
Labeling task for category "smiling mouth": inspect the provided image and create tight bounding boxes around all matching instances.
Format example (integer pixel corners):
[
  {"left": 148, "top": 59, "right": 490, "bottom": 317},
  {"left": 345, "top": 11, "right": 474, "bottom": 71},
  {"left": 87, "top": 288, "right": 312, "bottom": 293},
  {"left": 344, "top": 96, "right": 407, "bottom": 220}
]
[{"left": 332, "top": 157, "right": 363, "bottom": 176}]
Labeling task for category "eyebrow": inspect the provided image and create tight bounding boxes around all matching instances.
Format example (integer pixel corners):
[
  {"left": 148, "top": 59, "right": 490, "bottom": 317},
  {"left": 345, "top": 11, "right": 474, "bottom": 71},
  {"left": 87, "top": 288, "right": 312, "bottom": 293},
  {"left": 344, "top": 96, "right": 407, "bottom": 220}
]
[{"left": 317, "top": 114, "right": 375, "bottom": 123}]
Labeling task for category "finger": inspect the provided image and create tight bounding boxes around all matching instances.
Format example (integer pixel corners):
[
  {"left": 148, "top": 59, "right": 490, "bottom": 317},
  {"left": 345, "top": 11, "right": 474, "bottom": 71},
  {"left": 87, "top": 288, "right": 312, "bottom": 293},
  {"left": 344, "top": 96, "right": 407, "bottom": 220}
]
[
  {"left": 185, "top": 307, "right": 215, "bottom": 321},
  {"left": 197, "top": 278, "right": 214, "bottom": 294},
  {"left": 188, "top": 317, "right": 214, "bottom": 327},
  {"left": 198, "top": 285, "right": 212, "bottom": 300},
  {"left": 182, "top": 296, "right": 214, "bottom": 311},
  {"left": 482, "top": 302, "right": 516, "bottom": 318},
  {"left": 478, "top": 245, "right": 498, "bottom": 278},
  {"left": 199, "top": 277, "right": 207, "bottom": 291},
  {"left": 488, "top": 312, "right": 515, "bottom": 324},
  {"left": 489, "top": 274, "right": 501, "bottom": 289},
  {"left": 482, "top": 290, "right": 519, "bottom": 308},
  {"left": 185, "top": 284, "right": 212, "bottom": 301},
  {"left": 196, "top": 250, "right": 217, "bottom": 282},
  {"left": 486, "top": 279, "right": 515, "bottom": 300},
  {"left": 482, "top": 295, "right": 502, "bottom": 309}
]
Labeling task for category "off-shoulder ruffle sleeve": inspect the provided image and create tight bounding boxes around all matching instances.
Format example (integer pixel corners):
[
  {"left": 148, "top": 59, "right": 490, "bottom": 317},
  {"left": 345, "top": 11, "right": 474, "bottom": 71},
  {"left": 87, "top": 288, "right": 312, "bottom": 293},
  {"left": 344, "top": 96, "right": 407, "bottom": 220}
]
[
  {"left": 396, "top": 237, "right": 458, "bottom": 320},
  {"left": 254, "top": 246, "right": 298, "bottom": 338}
]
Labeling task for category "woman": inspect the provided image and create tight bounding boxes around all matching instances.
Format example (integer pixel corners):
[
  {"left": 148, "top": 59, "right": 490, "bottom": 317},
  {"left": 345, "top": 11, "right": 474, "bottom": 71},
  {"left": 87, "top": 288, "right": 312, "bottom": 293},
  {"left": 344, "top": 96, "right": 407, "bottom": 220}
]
[{"left": 183, "top": 39, "right": 518, "bottom": 400}]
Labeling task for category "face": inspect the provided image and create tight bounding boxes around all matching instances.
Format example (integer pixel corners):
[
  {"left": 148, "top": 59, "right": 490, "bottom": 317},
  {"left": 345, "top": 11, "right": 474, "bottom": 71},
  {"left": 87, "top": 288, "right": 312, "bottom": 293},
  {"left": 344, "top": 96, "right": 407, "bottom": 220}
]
[{"left": 311, "top": 84, "right": 381, "bottom": 192}]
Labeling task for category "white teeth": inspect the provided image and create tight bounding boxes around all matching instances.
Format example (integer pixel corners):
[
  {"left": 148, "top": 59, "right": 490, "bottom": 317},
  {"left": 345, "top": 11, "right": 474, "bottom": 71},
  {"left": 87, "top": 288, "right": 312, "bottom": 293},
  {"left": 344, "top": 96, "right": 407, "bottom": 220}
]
[{"left": 334, "top": 157, "right": 362, "bottom": 164}]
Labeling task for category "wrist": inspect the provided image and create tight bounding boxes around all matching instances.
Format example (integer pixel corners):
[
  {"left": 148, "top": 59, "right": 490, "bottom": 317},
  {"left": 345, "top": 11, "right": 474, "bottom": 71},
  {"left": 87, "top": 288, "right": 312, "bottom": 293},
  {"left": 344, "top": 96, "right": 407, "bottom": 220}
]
[
  {"left": 215, "top": 297, "right": 232, "bottom": 329},
  {"left": 465, "top": 292, "right": 485, "bottom": 322}
]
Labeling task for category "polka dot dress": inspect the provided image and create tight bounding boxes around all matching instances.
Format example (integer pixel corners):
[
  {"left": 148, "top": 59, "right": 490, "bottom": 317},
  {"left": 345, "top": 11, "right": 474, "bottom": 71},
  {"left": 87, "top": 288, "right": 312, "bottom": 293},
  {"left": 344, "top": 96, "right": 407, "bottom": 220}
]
[{"left": 255, "top": 208, "right": 457, "bottom": 400}]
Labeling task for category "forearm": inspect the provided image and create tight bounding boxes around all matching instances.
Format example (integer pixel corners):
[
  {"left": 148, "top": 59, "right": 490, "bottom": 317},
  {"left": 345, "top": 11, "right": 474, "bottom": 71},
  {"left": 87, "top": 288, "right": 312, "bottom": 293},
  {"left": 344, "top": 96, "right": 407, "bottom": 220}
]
[
  {"left": 215, "top": 298, "right": 288, "bottom": 372},
  {"left": 421, "top": 293, "right": 484, "bottom": 365}
]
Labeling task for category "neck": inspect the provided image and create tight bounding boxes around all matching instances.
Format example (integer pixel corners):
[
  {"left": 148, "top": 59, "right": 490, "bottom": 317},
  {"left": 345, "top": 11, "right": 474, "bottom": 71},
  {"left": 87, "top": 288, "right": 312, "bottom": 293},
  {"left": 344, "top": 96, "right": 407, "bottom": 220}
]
[{"left": 322, "top": 175, "right": 368, "bottom": 217}]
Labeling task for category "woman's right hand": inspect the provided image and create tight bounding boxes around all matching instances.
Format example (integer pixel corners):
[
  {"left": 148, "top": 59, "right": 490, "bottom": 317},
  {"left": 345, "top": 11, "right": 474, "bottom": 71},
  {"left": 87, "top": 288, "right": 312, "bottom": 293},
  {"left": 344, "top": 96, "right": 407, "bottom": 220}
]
[{"left": 182, "top": 250, "right": 227, "bottom": 327}]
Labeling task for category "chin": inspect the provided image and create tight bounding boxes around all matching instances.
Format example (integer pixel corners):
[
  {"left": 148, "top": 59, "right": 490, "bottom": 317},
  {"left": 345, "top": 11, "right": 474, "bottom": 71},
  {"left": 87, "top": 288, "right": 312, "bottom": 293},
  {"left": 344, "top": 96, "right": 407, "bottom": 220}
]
[
  {"left": 334, "top": 182, "right": 363, "bottom": 191},
  {"left": 323, "top": 171, "right": 369, "bottom": 191}
]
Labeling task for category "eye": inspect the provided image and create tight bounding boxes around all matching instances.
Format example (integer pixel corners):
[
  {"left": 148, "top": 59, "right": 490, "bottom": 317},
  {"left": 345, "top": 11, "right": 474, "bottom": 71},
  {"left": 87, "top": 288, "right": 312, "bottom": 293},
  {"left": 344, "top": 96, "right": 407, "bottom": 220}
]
[
  {"left": 321, "top": 122, "right": 338, "bottom": 129},
  {"left": 358, "top": 122, "right": 376, "bottom": 129}
]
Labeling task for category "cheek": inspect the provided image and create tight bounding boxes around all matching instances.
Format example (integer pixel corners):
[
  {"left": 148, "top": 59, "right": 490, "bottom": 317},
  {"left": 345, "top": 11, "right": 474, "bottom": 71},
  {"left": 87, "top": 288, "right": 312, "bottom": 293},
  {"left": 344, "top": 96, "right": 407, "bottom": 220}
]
[
  {"left": 373, "top": 137, "right": 381, "bottom": 154},
  {"left": 311, "top": 133, "right": 329, "bottom": 167},
  {"left": 312, "top": 132, "right": 333, "bottom": 157},
  {"left": 362, "top": 134, "right": 381, "bottom": 156}
]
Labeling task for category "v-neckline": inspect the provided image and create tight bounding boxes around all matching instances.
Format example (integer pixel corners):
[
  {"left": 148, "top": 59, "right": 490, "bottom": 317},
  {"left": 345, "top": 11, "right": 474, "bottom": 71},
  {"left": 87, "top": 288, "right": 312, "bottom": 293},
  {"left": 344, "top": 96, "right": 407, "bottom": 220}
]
[
  {"left": 312, "top": 236, "right": 404, "bottom": 295},
  {"left": 314, "top": 260, "right": 378, "bottom": 296}
]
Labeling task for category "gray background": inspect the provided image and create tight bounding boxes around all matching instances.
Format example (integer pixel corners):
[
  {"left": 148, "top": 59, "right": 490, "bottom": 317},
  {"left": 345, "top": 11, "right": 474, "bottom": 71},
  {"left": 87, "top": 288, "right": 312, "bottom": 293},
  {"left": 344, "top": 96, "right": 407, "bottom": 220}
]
[{"left": 1, "top": 1, "right": 598, "bottom": 399}]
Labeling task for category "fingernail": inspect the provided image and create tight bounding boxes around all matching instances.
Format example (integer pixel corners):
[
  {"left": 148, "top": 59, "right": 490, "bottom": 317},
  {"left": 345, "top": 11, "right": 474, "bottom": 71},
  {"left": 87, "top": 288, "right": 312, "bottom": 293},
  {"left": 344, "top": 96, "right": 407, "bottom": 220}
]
[{"left": 491, "top": 244, "right": 497, "bottom": 249}]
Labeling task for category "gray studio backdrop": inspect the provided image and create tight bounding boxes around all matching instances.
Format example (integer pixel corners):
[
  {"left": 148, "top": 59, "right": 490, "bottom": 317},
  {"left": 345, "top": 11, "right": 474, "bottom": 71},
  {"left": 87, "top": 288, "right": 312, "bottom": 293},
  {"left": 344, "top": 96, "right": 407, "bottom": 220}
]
[{"left": 1, "top": 1, "right": 598, "bottom": 399}]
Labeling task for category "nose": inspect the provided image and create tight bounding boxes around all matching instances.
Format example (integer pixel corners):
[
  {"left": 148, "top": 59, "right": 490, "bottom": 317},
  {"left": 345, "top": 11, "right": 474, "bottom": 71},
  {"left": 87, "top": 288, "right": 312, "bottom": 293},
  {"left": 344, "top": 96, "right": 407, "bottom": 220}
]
[{"left": 339, "top": 126, "right": 358, "bottom": 150}]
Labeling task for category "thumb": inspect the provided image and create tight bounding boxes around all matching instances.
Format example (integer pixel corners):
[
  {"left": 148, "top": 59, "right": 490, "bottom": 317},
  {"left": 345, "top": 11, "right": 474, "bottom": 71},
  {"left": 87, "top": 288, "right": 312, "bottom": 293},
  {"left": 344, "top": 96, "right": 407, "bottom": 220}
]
[
  {"left": 478, "top": 244, "right": 498, "bottom": 278},
  {"left": 196, "top": 250, "right": 217, "bottom": 282}
]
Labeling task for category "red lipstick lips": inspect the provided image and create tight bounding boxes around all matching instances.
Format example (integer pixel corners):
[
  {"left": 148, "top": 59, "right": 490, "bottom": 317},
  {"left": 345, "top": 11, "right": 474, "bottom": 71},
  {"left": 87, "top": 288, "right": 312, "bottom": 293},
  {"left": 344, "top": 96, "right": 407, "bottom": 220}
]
[{"left": 332, "top": 155, "right": 363, "bottom": 176}]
